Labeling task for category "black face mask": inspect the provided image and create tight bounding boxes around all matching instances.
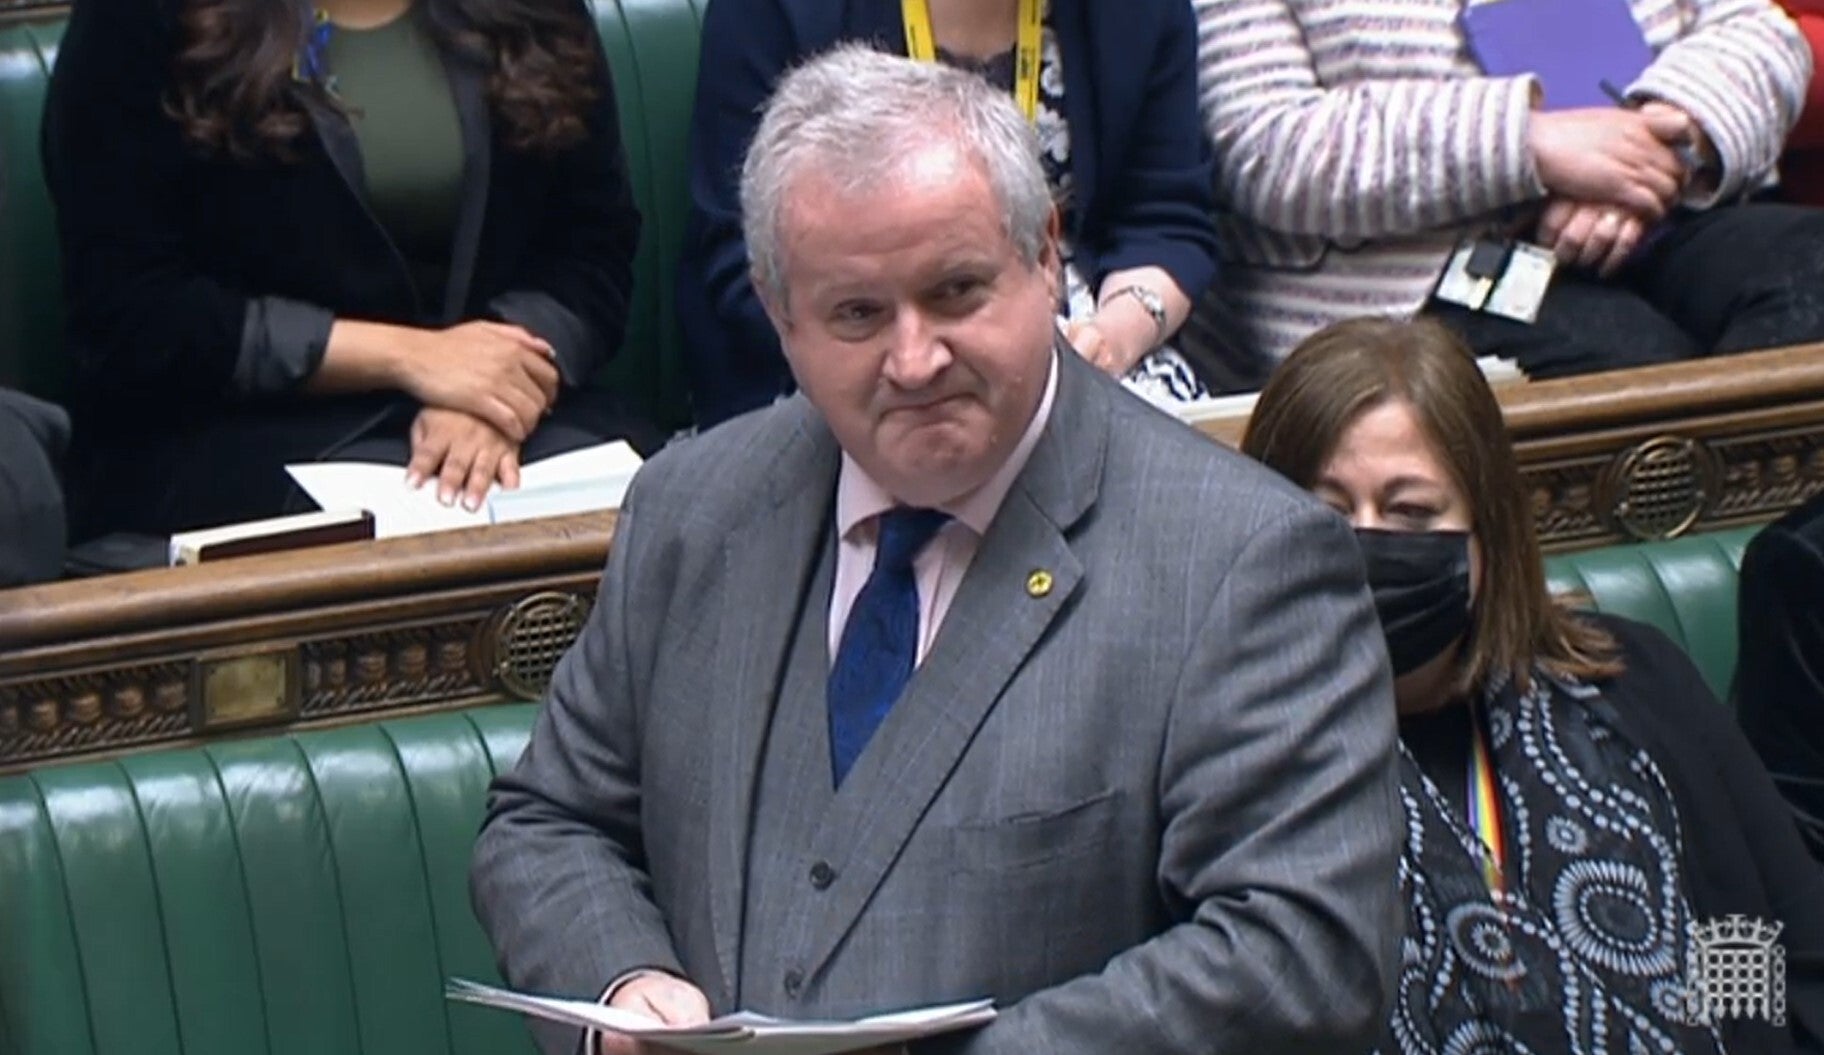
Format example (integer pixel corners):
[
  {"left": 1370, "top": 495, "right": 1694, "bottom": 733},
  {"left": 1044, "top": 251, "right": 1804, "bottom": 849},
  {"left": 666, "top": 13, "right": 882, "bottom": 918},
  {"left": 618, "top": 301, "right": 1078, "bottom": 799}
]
[{"left": 1354, "top": 529, "right": 1473, "bottom": 676}]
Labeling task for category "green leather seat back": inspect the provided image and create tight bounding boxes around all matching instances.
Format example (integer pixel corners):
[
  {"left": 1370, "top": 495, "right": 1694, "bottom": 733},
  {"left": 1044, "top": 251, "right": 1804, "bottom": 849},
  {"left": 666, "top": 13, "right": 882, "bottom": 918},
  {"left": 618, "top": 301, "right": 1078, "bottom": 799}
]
[
  {"left": 1543, "top": 526, "right": 1760, "bottom": 700},
  {"left": 0, "top": 19, "right": 66, "bottom": 400},
  {"left": 0, "top": 705, "right": 539, "bottom": 1055},
  {"left": 0, "top": 0, "right": 699, "bottom": 427},
  {"left": 594, "top": 0, "right": 702, "bottom": 430}
]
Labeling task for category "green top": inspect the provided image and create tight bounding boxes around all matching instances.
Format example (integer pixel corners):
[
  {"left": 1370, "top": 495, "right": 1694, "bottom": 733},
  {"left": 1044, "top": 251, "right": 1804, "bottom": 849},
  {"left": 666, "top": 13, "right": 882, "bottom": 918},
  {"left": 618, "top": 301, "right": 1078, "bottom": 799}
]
[{"left": 325, "top": 8, "right": 464, "bottom": 309}]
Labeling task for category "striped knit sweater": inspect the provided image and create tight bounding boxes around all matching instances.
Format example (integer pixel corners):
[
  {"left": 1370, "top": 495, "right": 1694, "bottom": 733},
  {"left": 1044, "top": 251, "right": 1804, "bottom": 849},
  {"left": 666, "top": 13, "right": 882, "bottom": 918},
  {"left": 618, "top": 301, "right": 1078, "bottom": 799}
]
[{"left": 1183, "top": 0, "right": 1811, "bottom": 387}]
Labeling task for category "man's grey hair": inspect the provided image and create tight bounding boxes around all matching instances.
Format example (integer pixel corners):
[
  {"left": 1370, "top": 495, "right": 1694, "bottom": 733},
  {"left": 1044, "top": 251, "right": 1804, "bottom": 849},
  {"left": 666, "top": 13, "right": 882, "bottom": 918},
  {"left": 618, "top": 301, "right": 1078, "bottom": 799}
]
[{"left": 740, "top": 43, "right": 1053, "bottom": 308}]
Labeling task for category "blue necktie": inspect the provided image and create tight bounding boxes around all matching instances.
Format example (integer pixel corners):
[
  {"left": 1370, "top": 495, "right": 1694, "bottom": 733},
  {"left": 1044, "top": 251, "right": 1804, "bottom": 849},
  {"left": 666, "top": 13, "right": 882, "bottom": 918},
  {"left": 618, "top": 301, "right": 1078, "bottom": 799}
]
[{"left": 828, "top": 507, "right": 950, "bottom": 787}]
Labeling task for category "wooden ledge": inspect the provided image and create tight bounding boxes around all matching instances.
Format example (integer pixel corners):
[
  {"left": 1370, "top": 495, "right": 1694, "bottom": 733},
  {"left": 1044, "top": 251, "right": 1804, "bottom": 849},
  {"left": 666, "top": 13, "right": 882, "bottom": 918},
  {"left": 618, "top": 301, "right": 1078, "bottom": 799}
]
[
  {"left": 1499, "top": 342, "right": 1824, "bottom": 439},
  {"left": 0, "top": 511, "right": 615, "bottom": 651}
]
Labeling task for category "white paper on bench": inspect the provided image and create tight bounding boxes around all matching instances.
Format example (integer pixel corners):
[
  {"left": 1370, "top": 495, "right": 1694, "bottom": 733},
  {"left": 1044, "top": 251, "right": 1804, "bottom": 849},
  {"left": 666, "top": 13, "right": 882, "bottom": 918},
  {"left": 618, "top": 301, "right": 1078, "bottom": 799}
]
[
  {"left": 285, "top": 440, "right": 643, "bottom": 538},
  {"left": 445, "top": 978, "right": 997, "bottom": 1055}
]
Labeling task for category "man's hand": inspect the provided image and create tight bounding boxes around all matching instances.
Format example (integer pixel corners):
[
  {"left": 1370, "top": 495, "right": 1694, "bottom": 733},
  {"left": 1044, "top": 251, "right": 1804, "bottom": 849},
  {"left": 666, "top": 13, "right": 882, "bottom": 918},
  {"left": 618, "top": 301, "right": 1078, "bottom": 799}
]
[
  {"left": 405, "top": 407, "right": 521, "bottom": 510},
  {"left": 1527, "top": 107, "right": 1691, "bottom": 219},
  {"left": 593, "top": 976, "right": 909, "bottom": 1055},
  {"left": 395, "top": 321, "right": 560, "bottom": 442},
  {"left": 596, "top": 974, "right": 712, "bottom": 1055},
  {"left": 1535, "top": 198, "right": 1647, "bottom": 276}
]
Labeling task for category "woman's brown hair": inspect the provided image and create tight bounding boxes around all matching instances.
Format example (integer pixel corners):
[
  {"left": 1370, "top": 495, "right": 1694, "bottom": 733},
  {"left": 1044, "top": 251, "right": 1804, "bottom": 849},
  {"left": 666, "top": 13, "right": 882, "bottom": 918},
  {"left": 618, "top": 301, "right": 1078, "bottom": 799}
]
[
  {"left": 1240, "top": 316, "right": 1620, "bottom": 694},
  {"left": 165, "top": 0, "right": 601, "bottom": 162}
]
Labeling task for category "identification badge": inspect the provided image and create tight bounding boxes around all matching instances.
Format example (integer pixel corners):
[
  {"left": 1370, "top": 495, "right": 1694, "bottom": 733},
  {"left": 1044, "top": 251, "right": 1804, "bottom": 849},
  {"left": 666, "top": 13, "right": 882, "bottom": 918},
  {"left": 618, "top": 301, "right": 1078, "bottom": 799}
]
[
  {"left": 1434, "top": 238, "right": 1556, "bottom": 324},
  {"left": 1483, "top": 243, "right": 1556, "bottom": 323}
]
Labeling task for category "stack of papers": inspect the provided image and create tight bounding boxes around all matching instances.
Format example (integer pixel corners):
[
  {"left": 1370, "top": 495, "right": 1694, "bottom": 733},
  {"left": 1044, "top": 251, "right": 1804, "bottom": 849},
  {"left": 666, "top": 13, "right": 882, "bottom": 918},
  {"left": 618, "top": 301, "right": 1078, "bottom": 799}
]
[
  {"left": 445, "top": 978, "right": 996, "bottom": 1055},
  {"left": 286, "top": 440, "right": 642, "bottom": 539}
]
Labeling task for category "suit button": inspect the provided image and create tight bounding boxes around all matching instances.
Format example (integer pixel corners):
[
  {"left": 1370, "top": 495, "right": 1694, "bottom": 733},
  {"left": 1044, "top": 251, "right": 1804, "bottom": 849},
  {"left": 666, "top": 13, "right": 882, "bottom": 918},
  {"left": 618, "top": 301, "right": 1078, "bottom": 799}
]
[
  {"left": 783, "top": 970, "right": 804, "bottom": 997},
  {"left": 809, "top": 861, "right": 836, "bottom": 889}
]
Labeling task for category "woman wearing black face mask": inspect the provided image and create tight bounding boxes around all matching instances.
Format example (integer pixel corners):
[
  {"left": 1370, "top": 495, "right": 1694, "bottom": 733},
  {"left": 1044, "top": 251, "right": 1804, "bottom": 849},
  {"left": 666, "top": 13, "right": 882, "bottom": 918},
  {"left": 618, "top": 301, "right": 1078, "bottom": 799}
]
[{"left": 1243, "top": 316, "right": 1824, "bottom": 1055}]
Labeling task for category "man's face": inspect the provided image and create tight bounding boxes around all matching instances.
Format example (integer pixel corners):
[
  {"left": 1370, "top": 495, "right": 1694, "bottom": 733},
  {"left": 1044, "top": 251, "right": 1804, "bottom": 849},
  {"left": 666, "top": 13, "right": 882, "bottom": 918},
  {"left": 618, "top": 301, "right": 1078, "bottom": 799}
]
[{"left": 763, "top": 144, "right": 1059, "bottom": 509}]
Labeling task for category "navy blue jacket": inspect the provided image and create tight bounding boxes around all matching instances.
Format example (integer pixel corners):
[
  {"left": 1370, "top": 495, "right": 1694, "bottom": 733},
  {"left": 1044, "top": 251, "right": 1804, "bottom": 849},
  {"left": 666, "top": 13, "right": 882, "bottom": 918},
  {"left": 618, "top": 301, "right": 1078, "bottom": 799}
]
[{"left": 676, "top": 0, "right": 1221, "bottom": 427}]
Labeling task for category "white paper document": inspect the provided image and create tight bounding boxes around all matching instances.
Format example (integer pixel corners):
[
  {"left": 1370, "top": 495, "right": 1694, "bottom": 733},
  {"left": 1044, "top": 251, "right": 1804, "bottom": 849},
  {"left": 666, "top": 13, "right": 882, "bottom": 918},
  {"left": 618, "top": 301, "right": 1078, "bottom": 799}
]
[
  {"left": 286, "top": 440, "right": 642, "bottom": 538},
  {"left": 445, "top": 978, "right": 996, "bottom": 1055}
]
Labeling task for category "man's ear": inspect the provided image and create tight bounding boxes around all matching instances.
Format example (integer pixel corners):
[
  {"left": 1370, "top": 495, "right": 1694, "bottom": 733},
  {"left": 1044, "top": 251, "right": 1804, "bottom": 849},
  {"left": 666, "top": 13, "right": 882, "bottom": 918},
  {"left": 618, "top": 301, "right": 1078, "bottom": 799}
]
[{"left": 1040, "top": 207, "right": 1064, "bottom": 300}]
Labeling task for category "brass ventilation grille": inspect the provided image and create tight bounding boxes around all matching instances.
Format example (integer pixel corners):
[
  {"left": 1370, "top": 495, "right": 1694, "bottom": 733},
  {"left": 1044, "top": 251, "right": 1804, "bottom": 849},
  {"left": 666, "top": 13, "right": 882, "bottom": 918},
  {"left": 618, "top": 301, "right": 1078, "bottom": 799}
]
[
  {"left": 1601, "top": 436, "right": 1720, "bottom": 541},
  {"left": 493, "top": 592, "right": 592, "bottom": 700}
]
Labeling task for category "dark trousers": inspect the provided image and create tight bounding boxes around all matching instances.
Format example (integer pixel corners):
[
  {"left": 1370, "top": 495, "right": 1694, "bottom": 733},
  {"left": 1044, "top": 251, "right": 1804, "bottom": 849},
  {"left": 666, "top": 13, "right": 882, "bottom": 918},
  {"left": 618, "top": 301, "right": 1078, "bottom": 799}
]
[
  {"left": 68, "top": 389, "right": 665, "bottom": 542},
  {"left": 1426, "top": 203, "right": 1824, "bottom": 377}
]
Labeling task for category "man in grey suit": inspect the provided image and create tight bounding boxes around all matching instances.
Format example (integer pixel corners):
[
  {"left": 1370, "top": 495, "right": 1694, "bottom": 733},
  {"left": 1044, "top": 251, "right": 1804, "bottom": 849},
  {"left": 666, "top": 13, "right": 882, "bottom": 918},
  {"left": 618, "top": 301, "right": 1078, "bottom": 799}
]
[{"left": 472, "top": 44, "right": 1403, "bottom": 1055}]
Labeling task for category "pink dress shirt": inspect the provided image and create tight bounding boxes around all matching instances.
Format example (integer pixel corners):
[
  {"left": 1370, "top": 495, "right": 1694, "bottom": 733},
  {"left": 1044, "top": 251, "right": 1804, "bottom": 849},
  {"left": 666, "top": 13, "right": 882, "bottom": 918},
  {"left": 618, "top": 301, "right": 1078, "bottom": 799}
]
[{"left": 828, "top": 352, "right": 1060, "bottom": 665}]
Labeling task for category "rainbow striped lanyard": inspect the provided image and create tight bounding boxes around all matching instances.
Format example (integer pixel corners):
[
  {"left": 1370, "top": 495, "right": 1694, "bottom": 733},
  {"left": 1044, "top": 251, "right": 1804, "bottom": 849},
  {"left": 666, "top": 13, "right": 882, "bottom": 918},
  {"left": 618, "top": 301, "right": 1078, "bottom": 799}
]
[
  {"left": 1467, "top": 707, "right": 1508, "bottom": 897},
  {"left": 901, "top": 0, "right": 1044, "bottom": 123}
]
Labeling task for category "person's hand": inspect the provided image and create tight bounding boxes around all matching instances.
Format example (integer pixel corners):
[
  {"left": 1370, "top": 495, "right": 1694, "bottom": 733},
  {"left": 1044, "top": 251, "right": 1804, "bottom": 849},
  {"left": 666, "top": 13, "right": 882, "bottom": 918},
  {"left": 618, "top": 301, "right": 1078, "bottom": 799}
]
[
  {"left": 405, "top": 407, "right": 521, "bottom": 511},
  {"left": 1535, "top": 198, "right": 1647, "bottom": 277},
  {"left": 395, "top": 321, "right": 560, "bottom": 442},
  {"left": 1527, "top": 107, "right": 1691, "bottom": 220},
  {"left": 1064, "top": 318, "right": 1146, "bottom": 378},
  {"left": 596, "top": 974, "right": 713, "bottom": 1055},
  {"left": 1638, "top": 99, "right": 1720, "bottom": 194}
]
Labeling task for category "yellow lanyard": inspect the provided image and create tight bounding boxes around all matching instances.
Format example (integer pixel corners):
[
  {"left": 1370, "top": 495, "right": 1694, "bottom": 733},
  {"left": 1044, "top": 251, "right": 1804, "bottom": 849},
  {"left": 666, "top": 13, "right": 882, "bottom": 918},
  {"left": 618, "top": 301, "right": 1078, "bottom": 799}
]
[
  {"left": 901, "top": 0, "right": 1044, "bottom": 123},
  {"left": 1467, "top": 709, "right": 1507, "bottom": 897}
]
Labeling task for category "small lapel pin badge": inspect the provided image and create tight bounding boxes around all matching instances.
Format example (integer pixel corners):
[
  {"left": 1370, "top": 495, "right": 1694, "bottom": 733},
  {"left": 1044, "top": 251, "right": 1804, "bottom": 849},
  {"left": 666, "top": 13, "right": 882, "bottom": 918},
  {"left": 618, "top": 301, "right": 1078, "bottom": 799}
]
[{"left": 1026, "top": 569, "right": 1053, "bottom": 598}]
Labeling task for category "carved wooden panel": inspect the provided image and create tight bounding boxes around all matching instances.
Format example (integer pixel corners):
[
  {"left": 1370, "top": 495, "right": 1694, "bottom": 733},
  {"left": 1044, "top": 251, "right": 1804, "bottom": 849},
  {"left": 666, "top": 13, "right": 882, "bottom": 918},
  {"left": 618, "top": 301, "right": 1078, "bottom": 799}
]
[
  {"left": 1707, "top": 428, "right": 1824, "bottom": 526},
  {"left": 0, "top": 660, "right": 192, "bottom": 763},
  {"left": 300, "top": 622, "right": 487, "bottom": 719},
  {"left": 1527, "top": 459, "right": 1609, "bottom": 547},
  {"left": 1517, "top": 413, "right": 1824, "bottom": 550},
  {"left": 0, "top": 591, "right": 602, "bottom": 770},
  {"left": 0, "top": 515, "right": 612, "bottom": 772}
]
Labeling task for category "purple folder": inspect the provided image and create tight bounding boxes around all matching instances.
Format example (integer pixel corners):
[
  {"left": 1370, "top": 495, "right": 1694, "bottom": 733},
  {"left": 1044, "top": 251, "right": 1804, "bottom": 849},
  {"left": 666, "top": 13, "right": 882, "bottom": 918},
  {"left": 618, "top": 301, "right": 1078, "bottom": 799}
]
[{"left": 1461, "top": 0, "right": 1654, "bottom": 111}]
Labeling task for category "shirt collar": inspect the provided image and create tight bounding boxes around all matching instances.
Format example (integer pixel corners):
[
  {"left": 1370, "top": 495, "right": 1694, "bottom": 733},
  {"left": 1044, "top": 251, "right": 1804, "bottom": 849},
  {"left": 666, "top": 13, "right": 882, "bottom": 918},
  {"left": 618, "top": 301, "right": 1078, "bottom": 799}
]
[{"left": 837, "top": 348, "right": 1060, "bottom": 539}]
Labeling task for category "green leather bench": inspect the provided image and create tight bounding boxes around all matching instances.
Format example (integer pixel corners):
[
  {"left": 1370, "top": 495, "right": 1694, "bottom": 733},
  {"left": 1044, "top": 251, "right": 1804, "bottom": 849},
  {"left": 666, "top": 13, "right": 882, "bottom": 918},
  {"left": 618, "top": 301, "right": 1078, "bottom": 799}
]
[
  {"left": 0, "top": 527, "right": 1762, "bottom": 1054},
  {"left": 1544, "top": 525, "right": 1756, "bottom": 699},
  {"left": 0, "top": 0, "right": 700, "bottom": 427},
  {"left": 0, "top": 706, "right": 544, "bottom": 1055}
]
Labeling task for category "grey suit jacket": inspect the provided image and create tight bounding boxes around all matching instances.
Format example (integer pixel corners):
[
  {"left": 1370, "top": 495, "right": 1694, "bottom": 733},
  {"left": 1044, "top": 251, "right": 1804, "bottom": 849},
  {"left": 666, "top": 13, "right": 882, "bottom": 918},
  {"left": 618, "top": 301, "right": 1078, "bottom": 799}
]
[{"left": 472, "top": 351, "right": 1404, "bottom": 1055}]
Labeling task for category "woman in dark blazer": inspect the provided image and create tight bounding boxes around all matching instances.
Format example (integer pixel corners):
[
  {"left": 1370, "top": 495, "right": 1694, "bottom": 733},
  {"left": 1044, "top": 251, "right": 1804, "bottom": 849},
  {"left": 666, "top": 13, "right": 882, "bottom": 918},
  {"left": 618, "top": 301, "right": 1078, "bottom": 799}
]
[
  {"left": 677, "top": 0, "right": 1221, "bottom": 428},
  {"left": 44, "top": 0, "right": 649, "bottom": 540}
]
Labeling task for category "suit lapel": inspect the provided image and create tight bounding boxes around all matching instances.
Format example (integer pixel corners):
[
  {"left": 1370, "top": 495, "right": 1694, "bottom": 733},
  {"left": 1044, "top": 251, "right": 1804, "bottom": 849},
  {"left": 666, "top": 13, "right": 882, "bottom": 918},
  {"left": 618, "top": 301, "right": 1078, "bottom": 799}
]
[
  {"left": 798, "top": 349, "right": 1110, "bottom": 981},
  {"left": 439, "top": 53, "right": 493, "bottom": 323},
  {"left": 706, "top": 402, "right": 842, "bottom": 1005}
]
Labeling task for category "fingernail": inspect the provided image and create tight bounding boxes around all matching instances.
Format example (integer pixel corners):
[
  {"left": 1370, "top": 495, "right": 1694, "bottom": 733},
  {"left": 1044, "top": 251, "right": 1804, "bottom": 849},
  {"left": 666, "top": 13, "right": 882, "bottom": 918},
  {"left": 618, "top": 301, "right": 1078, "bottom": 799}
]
[
  {"left": 463, "top": 495, "right": 482, "bottom": 512},
  {"left": 405, "top": 472, "right": 422, "bottom": 488},
  {"left": 439, "top": 488, "right": 454, "bottom": 506}
]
